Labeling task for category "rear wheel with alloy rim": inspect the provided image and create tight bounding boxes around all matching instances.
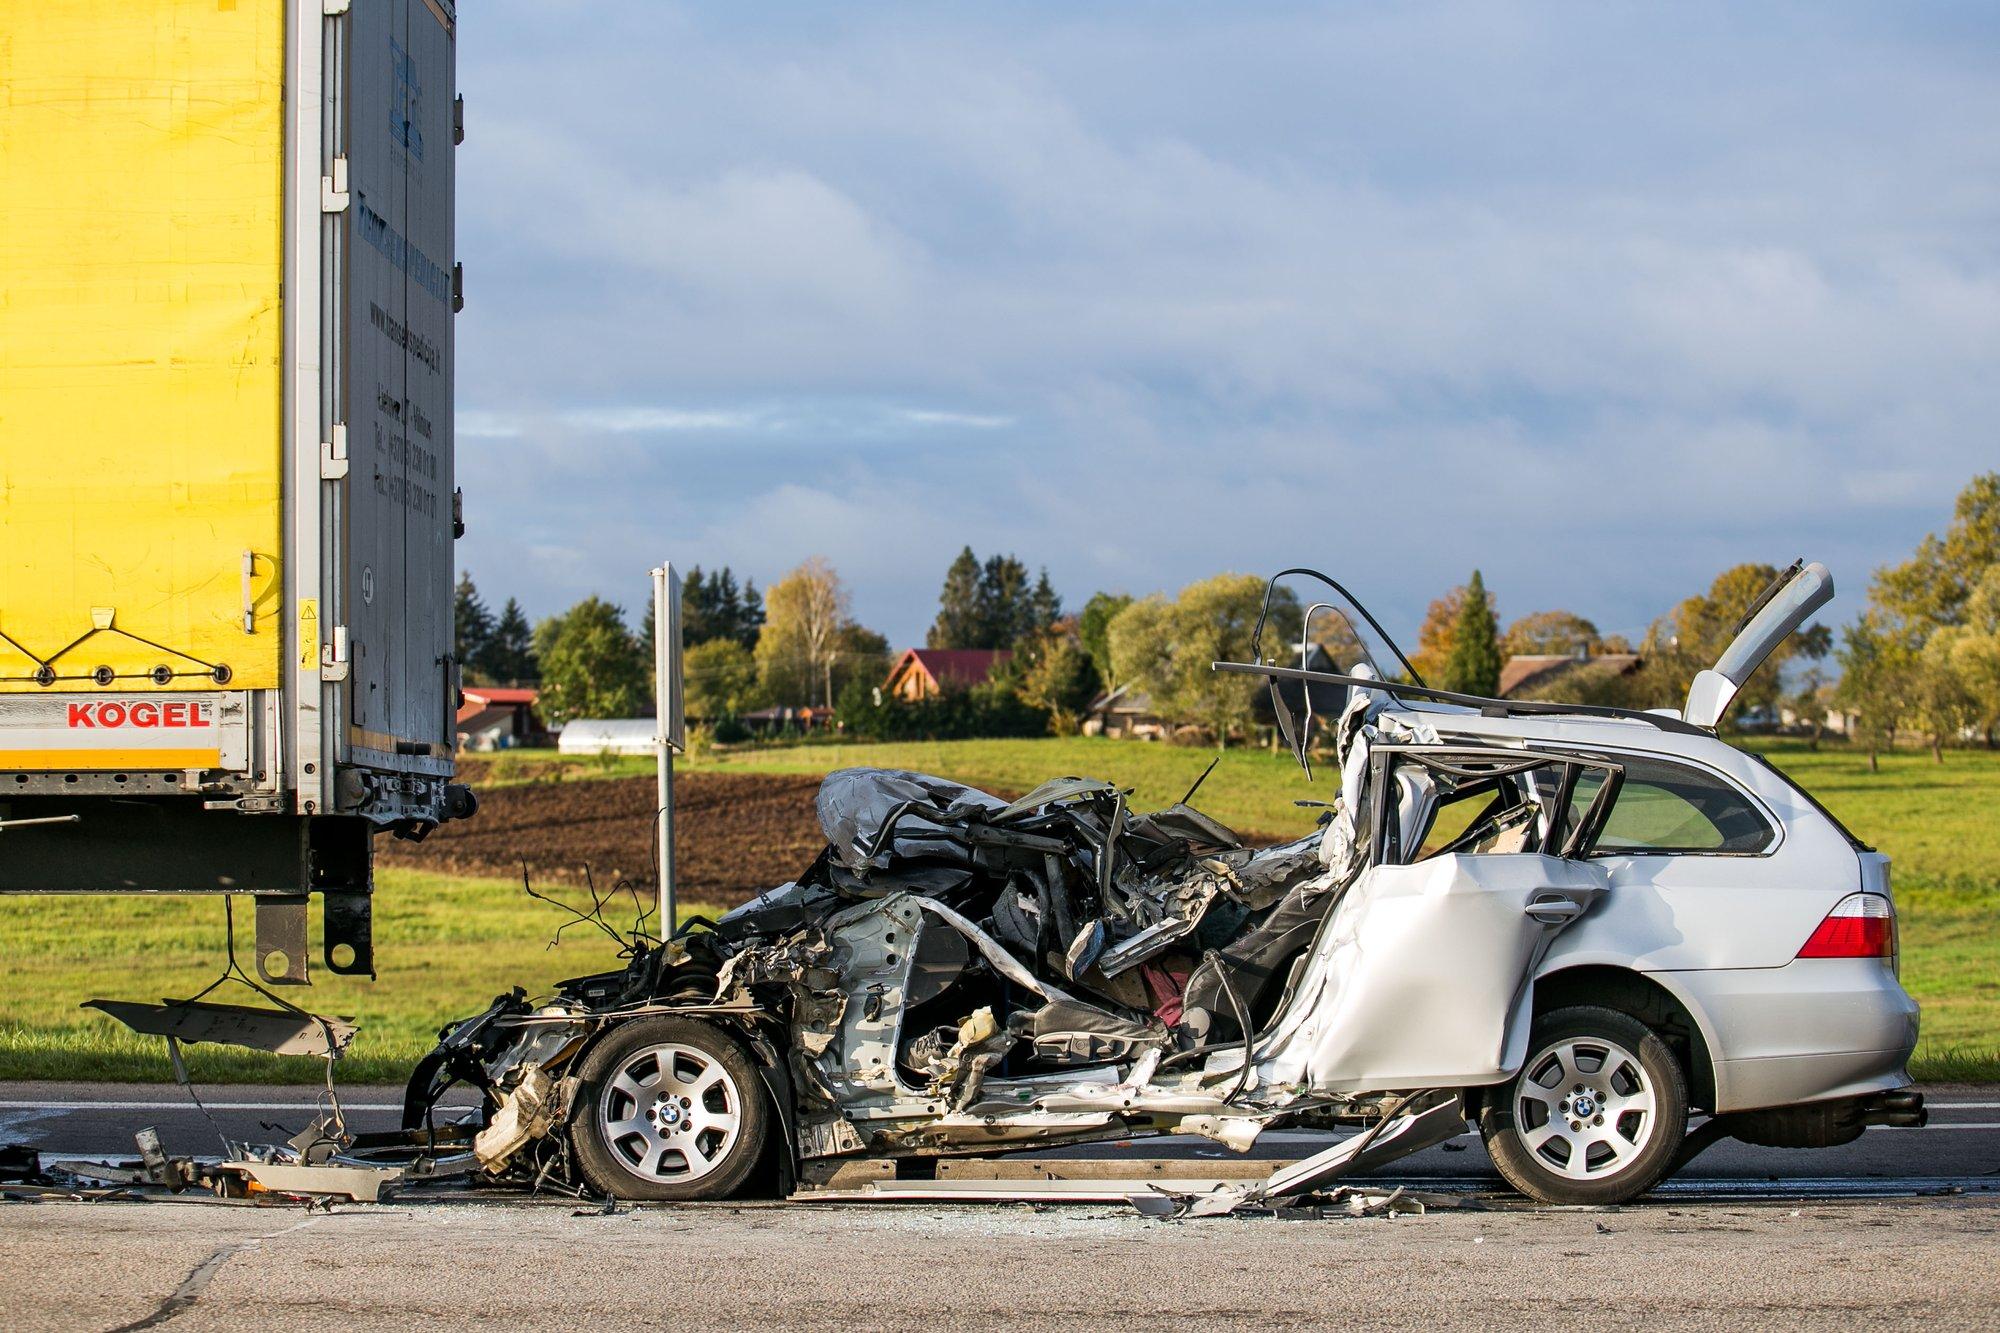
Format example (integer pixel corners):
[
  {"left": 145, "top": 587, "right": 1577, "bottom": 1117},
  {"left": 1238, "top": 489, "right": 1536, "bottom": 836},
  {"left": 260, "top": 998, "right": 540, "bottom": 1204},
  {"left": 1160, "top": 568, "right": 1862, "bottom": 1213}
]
[
  {"left": 1480, "top": 1005, "right": 1688, "bottom": 1205},
  {"left": 570, "top": 1016, "right": 770, "bottom": 1201}
]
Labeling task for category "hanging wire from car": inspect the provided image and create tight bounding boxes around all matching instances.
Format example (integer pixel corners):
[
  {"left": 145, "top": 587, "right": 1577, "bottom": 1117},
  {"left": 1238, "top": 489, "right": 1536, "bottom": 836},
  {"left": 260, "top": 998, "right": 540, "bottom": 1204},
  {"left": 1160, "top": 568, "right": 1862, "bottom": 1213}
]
[{"left": 164, "top": 895, "right": 350, "bottom": 1153}]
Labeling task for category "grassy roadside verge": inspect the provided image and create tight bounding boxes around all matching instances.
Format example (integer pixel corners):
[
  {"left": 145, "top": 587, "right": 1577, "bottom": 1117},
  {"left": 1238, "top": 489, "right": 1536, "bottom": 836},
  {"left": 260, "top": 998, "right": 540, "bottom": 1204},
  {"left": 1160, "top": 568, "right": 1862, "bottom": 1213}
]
[
  {"left": 0, "top": 871, "right": 723, "bottom": 1085},
  {"left": 1, "top": 737, "right": 1992, "bottom": 1083}
]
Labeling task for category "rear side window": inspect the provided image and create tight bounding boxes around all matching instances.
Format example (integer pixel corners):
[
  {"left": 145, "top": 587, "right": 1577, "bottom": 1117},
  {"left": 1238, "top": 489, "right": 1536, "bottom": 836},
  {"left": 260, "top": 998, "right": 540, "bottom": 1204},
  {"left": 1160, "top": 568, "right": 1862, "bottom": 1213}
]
[{"left": 1567, "top": 757, "right": 1774, "bottom": 855}]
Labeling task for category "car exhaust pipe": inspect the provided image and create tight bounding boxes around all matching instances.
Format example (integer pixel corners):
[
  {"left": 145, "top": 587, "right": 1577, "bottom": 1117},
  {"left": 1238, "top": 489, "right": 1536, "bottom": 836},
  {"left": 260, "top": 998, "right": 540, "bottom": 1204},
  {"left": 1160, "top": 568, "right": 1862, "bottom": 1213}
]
[{"left": 1855, "top": 1088, "right": 1927, "bottom": 1129}]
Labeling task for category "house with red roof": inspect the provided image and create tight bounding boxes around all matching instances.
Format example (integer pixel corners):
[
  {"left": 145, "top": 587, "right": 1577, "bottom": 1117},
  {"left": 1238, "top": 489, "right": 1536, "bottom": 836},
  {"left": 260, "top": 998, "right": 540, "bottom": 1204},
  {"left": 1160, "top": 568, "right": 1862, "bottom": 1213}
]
[
  {"left": 883, "top": 647, "right": 1010, "bottom": 701},
  {"left": 455, "top": 685, "right": 550, "bottom": 751}
]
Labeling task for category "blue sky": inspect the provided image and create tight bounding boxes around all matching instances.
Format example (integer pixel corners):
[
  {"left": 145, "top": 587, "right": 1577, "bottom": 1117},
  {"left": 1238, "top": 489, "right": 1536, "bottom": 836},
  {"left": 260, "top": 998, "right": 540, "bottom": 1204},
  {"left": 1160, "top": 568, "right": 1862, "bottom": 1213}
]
[{"left": 452, "top": 1, "right": 1999, "bottom": 648}]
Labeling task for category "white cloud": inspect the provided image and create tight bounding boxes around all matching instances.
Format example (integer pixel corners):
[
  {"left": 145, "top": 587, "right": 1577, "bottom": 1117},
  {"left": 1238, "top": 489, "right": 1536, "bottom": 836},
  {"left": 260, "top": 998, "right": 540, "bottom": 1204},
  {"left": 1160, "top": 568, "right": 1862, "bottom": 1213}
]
[{"left": 450, "top": 2, "right": 2000, "bottom": 645}]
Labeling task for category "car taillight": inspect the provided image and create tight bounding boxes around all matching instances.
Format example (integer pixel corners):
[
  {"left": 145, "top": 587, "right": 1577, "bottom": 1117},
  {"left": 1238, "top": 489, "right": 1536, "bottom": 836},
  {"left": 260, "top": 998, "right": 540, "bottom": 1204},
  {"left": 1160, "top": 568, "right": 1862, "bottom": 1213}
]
[{"left": 1797, "top": 892, "right": 1895, "bottom": 959}]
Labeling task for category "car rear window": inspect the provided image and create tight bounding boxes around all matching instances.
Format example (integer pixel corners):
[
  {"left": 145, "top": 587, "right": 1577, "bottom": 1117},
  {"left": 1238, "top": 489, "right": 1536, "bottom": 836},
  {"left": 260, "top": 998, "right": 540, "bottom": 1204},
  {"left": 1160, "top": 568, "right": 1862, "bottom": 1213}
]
[{"left": 1566, "top": 756, "right": 1775, "bottom": 855}]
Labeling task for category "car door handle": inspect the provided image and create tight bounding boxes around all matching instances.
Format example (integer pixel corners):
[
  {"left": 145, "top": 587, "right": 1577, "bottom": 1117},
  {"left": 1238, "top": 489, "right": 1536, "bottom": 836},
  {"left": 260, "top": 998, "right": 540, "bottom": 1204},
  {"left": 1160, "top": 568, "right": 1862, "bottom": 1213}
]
[{"left": 1525, "top": 896, "right": 1586, "bottom": 924}]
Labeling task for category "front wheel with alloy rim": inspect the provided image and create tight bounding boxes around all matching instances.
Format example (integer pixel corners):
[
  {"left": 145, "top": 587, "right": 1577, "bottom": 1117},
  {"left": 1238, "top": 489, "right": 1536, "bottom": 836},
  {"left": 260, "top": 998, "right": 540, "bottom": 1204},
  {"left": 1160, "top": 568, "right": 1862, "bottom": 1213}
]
[
  {"left": 1480, "top": 1005, "right": 1688, "bottom": 1205},
  {"left": 569, "top": 1016, "right": 770, "bottom": 1201}
]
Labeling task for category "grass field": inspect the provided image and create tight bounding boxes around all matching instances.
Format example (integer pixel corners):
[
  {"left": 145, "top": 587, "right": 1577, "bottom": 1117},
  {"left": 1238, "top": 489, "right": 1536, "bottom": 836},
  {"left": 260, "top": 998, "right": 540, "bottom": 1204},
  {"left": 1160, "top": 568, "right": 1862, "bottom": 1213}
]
[{"left": 1, "top": 736, "right": 1993, "bottom": 1084}]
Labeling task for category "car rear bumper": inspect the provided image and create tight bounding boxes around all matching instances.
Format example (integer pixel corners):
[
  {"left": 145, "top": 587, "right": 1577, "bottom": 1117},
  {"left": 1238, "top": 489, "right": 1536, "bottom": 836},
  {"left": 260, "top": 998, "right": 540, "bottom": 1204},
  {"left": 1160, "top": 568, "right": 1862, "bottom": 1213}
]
[{"left": 1664, "top": 958, "right": 1920, "bottom": 1113}]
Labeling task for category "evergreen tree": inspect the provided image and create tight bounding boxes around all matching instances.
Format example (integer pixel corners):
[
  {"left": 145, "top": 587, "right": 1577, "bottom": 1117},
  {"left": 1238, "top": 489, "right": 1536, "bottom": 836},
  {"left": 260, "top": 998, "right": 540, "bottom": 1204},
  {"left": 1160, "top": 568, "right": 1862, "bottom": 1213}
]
[
  {"left": 1028, "top": 569, "right": 1062, "bottom": 635},
  {"left": 1441, "top": 570, "right": 1502, "bottom": 697},
  {"left": 478, "top": 597, "right": 537, "bottom": 684},
  {"left": 978, "top": 553, "right": 1031, "bottom": 646},
  {"left": 454, "top": 572, "right": 495, "bottom": 679},
  {"left": 677, "top": 564, "right": 711, "bottom": 645},
  {"left": 736, "top": 576, "right": 765, "bottom": 649},
  {"left": 928, "top": 547, "right": 986, "bottom": 649}
]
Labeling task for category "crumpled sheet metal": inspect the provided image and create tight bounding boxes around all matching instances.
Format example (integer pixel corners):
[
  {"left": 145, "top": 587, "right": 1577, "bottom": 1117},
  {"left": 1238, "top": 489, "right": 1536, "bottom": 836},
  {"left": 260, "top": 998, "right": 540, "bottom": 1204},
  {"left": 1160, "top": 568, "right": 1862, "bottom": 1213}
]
[
  {"left": 816, "top": 767, "right": 1006, "bottom": 871},
  {"left": 83, "top": 999, "right": 356, "bottom": 1058}
]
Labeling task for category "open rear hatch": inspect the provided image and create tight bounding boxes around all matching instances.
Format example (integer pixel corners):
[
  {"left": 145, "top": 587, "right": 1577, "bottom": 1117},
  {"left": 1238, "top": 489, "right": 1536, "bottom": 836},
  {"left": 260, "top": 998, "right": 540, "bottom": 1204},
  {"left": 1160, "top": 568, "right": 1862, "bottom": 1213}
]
[{"left": 1683, "top": 560, "right": 1834, "bottom": 730}]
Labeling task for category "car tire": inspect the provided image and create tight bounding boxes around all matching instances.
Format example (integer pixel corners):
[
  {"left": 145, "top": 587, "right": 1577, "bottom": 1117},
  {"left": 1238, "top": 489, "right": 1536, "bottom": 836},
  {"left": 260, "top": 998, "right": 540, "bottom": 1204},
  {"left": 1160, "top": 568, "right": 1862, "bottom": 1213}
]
[
  {"left": 569, "top": 1016, "right": 770, "bottom": 1201},
  {"left": 1480, "top": 1005, "right": 1688, "bottom": 1206}
]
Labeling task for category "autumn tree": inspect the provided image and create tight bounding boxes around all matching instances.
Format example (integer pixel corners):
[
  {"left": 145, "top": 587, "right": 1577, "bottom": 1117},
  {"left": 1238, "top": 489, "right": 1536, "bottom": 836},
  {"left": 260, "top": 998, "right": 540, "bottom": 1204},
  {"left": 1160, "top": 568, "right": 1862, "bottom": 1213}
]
[
  {"left": 756, "top": 557, "right": 852, "bottom": 708},
  {"left": 1637, "top": 563, "right": 1830, "bottom": 720},
  {"left": 1410, "top": 585, "right": 1465, "bottom": 684},
  {"left": 1502, "top": 610, "right": 1599, "bottom": 658},
  {"left": 1440, "top": 570, "right": 1501, "bottom": 696},
  {"left": 533, "top": 597, "right": 646, "bottom": 725}
]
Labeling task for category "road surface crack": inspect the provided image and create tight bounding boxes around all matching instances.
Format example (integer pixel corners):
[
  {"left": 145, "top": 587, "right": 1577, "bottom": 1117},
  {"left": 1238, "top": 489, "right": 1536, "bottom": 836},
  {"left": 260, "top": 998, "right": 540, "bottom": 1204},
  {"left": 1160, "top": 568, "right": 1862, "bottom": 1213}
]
[{"left": 108, "top": 1217, "right": 319, "bottom": 1332}]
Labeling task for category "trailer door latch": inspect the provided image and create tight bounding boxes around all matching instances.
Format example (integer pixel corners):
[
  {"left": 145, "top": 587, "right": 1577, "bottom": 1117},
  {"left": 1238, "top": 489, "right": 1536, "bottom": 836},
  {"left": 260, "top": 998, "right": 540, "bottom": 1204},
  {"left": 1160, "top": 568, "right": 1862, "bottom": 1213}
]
[
  {"left": 321, "top": 156, "right": 351, "bottom": 213},
  {"left": 320, "top": 625, "right": 351, "bottom": 682},
  {"left": 320, "top": 423, "right": 350, "bottom": 479}
]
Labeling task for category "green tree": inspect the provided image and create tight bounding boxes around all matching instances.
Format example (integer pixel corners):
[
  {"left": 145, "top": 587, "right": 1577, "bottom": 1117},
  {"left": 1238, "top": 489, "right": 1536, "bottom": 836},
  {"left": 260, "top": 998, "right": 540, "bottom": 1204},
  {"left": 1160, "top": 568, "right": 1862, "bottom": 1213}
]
[
  {"left": 737, "top": 577, "right": 765, "bottom": 649},
  {"left": 1929, "top": 565, "right": 2000, "bottom": 747},
  {"left": 978, "top": 553, "right": 1032, "bottom": 646},
  {"left": 1108, "top": 573, "right": 1266, "bottom": 746},
  {"left": 1027, "top": 570, "right": 1063, "bottom": 636},
  {"left": 1835, "top": 615, "right": 1916, "bottom": 773},
  {"left": 1872, "top": 473, "right": 2000, "bottom": 634},
  {"left": 1785, "top": 665, "right": 1831, "bottom": 751},
  {"left": 1077, "top": 592, "right": 1133, "bottom": 688},
  {"left": 680, "top": 566, "right": 762, "bottom": 649},
  {"left": 454, "top": 572, "right": 495, "bottom": 681},
  {"left": 1017, "top": 629, "right": 1100, "bottom": 735},
  {"left": 1502, "top": 609, "right": 1599, "bottom": 658},
  {"left": 1440, "top": 570, "right": 1501, "bottom": 696},
  {"left": 683, "top": 638, "right": 760, "bottom": 721},
  {"left": 1911, "top": 639, "right": 1978, "bottom": 762},
  {"left": 477, "top": 597, "right": 536, "bottom": 684},
  {"left": 832, "top": 623, "right": 894, "bottom": 702},
  {"left": 927, "top": 547, "right": 985, "bottom": 649},
  {"left": 533, "top": 597, "right": 646, "bottom": 726}
]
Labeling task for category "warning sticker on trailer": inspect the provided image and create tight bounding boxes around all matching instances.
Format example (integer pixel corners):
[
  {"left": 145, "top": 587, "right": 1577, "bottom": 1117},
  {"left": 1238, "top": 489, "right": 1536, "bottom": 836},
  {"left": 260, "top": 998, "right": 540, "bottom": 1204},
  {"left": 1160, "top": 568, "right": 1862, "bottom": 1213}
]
[{"left": 299, "top": 598, "right": 319, "bottom": 670}]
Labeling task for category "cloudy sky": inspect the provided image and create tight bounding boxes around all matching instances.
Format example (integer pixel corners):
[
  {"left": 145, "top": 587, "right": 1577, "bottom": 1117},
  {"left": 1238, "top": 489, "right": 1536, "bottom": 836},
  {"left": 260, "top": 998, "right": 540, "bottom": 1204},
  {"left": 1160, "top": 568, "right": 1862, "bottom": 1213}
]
[{"left": 452, "top": 1, "right": 1998, "bottom": 648}]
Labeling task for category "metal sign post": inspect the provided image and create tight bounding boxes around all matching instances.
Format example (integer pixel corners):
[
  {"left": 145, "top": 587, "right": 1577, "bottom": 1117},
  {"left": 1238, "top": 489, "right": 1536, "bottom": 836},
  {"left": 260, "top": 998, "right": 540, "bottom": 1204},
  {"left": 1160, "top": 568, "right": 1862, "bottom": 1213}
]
[{"left": 650, "top": 562, "right": 685, "bottom": 934}]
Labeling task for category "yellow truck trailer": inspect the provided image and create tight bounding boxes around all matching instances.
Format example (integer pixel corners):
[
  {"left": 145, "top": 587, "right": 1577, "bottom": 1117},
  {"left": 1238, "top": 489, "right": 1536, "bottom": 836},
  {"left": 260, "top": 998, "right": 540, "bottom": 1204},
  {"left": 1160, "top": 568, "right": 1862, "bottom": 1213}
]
[{"left": 0, "top": 0, "right": 466, "bottom": 981}]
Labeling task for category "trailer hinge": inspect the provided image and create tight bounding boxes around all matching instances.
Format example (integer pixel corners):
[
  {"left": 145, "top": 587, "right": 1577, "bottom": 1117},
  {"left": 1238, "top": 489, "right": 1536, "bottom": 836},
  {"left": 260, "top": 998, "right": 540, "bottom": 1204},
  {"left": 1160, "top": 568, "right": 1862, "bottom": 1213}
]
[
  {"left": 323, "top": 0, "right": 352, "bottom": 13},
  {"left": 320, "top": 625, "right": 351, "bottom": 682},
  {"left": 454, "top": 95, "right": 466, "bottom": 146},
  {"left": 322, "top": 156, "right": 351, "bottom": 213},
  {"left": 320, "top": 423, "right": 350, "bottom": 480},
  {"left": 205, "top": 795, "right": 287, "bottom": 814},
  {"left": 452, "top": 262, "right": 465, "bottom": 313}
]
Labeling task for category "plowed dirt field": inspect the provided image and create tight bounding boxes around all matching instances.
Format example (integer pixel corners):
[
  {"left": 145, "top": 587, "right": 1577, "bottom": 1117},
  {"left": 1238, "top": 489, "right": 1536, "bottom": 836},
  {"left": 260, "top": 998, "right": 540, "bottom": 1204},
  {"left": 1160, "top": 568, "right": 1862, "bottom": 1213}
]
[{"left": 376, "top": 772, "right": 834, "bottom": 906}]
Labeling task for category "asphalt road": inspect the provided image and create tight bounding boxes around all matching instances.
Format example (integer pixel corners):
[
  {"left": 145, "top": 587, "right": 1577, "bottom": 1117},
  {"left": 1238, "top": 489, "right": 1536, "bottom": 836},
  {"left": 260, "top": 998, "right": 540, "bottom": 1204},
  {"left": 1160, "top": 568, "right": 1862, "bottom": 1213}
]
[
  {"left": 4, "top": 1080, "right": 1996, "bottom": 1186},
  {"left": 2, "top": 1189, "right": 1996, "bottom": 1330},
  {"left": 2, "top": 1082, "right": 1997, "bottom": 1330}
]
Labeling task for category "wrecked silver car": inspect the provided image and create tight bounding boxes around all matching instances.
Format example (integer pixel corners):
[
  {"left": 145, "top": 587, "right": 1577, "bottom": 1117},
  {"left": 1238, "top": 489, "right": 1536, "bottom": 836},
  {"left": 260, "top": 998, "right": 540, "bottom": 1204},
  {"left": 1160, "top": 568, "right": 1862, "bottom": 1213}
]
[{"left": 413, "top": 563, "right": 1923, "bottom": 1208}]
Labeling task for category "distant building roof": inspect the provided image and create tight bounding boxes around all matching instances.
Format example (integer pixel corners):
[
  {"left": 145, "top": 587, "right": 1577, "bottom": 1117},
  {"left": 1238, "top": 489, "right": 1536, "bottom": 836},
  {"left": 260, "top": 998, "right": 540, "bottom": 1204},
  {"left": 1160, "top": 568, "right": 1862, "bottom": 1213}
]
[
  {"left": 1499, "top": 652, "right": 1642, "bottom": 699},
  {"left": 465, "top": 686, "right": 538, "bottom": 706},
  {"left": 556, "top": 718, "right": 659, "bottom": 754},
  {"left": 885, "top": 648, "right": 1011, "bottom": 693},
  {"left": 1086, "top": 683, "right": 1154, "bottom": 715}
]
